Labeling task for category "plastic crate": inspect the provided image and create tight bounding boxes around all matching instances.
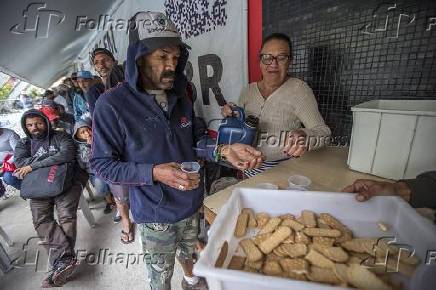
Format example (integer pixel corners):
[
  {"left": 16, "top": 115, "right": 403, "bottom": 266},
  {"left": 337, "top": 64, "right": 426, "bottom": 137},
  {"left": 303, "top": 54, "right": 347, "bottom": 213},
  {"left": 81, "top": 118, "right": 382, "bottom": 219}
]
[
  {"left": 348, "top": 100, "right": 436, "bottom": 179},
  {"left": 194, "top": 188, "right": 436, "bottom": 290}
]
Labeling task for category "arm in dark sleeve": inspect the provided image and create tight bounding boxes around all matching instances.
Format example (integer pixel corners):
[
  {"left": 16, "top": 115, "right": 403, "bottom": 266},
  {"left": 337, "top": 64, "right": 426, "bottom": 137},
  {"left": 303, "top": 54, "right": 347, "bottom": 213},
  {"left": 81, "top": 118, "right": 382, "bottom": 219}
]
[
  {"left": 106, "top": 65, "right": 124, "bottom": 89},
  {"left": 14, "top": 139, "right": 38, "bottom": 167},
  {"left": 87, "top": 83, "right": 105, "bottom": 116},
  {"left": 30, "top": 133, "right": 76, "bottom": 169},
  {"left": 402, "top": 171, "right": 436, "bottom": 208},
  {"left": 90, "top": 99, "right": 154, "bottom": 186}
]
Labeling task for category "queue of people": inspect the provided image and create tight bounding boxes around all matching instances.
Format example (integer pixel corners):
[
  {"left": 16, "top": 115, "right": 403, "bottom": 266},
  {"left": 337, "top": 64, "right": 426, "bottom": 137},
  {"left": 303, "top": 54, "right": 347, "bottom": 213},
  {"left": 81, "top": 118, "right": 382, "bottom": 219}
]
[
  {"left": 0, "top": 9, "right": 433, "bottom": 290},
  {"left": 0, "top": 34, "right": 133, "bottom": 289}
]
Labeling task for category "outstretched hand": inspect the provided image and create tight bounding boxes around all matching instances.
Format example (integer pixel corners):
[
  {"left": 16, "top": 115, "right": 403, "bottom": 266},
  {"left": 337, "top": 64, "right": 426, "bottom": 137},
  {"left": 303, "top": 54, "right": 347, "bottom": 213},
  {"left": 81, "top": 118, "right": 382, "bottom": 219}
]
[
  {"left": 342, "top": 179, "right": 411, "bottom": 202},
  {"left": 283, "top": 129, "right": 307, "bottom": 157},
  {"left": 221, "top": 144, "right": 264, "bottom": 170}
]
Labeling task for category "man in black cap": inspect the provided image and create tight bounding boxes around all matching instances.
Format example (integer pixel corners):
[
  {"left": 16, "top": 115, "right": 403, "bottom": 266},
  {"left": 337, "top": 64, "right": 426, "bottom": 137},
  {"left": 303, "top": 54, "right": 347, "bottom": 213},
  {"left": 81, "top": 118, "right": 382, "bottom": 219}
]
[
  {"left": 87, "top": 48, "right": 133, "bottom": 231},
  {"left": 70, "top": 72, "right": 82, "bottom": 94},
  {"left": 43, "top": 89, "right": 55, "bottom": 100},
  {"left": 87, "top": 48, "right": 125, "bottom": 114}
]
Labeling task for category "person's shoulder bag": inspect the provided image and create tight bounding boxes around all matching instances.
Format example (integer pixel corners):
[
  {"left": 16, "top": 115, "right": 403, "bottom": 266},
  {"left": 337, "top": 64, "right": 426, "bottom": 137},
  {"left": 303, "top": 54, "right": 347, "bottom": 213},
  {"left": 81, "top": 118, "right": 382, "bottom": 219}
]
[{"left": 20, "top": 162, "right": 74, "bottom": 199}]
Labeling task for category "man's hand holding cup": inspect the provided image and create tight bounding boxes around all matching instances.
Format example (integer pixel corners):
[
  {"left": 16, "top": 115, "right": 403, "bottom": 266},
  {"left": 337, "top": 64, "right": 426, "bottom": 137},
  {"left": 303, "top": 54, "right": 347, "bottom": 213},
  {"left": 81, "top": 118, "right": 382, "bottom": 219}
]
[{"left": 152, "top": 162, "right": 200, "bottom": 191}]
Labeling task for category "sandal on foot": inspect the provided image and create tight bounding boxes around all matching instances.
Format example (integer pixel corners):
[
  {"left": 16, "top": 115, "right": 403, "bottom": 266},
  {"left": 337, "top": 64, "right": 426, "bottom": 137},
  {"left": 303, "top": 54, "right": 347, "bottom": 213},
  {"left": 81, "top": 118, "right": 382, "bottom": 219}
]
[{"left": 121, "top": 224, "right": 135, "bottom": 244}]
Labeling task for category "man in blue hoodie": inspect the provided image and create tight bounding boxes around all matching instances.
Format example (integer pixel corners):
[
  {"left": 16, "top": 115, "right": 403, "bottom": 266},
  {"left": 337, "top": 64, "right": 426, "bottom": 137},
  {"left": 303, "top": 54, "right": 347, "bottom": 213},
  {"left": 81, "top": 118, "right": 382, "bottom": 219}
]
[{"left": 91, "top": 11, "right": 263, "bottom": 290}]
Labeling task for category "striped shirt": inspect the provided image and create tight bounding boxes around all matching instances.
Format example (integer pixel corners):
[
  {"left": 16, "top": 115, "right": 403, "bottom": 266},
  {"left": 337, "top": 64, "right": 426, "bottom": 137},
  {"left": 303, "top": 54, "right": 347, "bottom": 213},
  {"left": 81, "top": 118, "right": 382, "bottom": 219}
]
[{"left": 244, "top": 158, "right": 289, "bottom": 178}]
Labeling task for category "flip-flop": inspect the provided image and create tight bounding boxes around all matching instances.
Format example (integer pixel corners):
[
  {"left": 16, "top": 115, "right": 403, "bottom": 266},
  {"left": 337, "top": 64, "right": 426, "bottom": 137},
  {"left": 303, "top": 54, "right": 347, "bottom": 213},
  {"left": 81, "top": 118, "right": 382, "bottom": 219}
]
[{"left": 120, "top": 223, "right": 135, "bottom": 244}]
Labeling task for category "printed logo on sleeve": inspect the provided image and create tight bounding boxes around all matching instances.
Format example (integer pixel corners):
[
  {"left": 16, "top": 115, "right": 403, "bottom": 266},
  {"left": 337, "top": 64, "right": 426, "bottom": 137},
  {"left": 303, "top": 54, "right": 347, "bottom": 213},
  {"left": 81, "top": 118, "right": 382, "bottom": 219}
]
[{"left": 180, "top": 116, "right": 192, "bottom": 128}]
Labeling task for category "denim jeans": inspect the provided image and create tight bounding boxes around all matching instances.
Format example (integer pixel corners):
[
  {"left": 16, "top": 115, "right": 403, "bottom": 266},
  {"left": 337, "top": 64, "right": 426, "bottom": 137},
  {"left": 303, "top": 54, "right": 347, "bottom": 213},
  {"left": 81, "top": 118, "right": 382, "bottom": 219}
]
[{"left": 2, "top": 171, "right": 22, "bottom": 190}]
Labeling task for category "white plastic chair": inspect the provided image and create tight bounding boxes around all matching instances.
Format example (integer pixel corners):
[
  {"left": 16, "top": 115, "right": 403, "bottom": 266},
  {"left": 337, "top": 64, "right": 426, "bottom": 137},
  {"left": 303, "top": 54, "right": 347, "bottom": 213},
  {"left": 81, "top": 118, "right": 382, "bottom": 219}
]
[{"left": 79, "top": 183, "right": 96, "bottom": 228}]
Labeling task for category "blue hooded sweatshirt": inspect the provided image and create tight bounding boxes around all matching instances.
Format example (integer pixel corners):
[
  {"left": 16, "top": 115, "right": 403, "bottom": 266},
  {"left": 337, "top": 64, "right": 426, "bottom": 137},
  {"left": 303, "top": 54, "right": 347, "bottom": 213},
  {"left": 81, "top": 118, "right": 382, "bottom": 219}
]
[{"left": 90, "top": 39, "right": 215, "bottom": 224}]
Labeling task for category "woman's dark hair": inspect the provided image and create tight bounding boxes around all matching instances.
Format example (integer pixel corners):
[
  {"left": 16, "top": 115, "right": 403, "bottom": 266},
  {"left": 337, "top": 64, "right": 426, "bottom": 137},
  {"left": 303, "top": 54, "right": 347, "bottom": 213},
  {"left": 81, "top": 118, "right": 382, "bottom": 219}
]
[{"left": 261, "top": 33, "right": 293, "bottom": 57}]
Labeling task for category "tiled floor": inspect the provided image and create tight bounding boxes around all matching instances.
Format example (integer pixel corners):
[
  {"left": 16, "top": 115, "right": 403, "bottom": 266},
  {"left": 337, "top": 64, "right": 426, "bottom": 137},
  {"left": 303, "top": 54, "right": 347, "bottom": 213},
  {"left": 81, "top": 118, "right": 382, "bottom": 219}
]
[{"left": 0, "top": 189, "right": 185, "bottom": 290}]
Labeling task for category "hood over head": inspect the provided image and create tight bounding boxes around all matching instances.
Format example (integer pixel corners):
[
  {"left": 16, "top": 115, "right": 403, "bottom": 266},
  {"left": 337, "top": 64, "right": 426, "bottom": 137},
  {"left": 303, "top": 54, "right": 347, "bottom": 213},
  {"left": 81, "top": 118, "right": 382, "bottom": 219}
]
[
  {"left": 20, "top": 109, "right": 51, "bottom": 139},
  {"left": 73, "top": 119, "right": 92, "bottom": 143},
  {"left": 125, "top": 11, "right": 190, "bottom": 96}
]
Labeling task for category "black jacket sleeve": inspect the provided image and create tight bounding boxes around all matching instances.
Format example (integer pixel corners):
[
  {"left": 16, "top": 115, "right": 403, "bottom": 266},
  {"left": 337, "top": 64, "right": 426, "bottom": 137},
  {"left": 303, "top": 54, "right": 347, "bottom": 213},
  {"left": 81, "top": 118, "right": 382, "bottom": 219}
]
[
  {"left": 14, "top": 138, "right": 38, "bottom": 167},
  {"left": 402, "top": 171, "right": 436, "bottom": 209},
  {"left": 15, "top": 133, "right": 76, "bottom": 169},
  {"left": 87, "top": 83, "right": 105, "bottom": 116},
  {"left": 31, "top": 133, "right": 76, "bottom": 169},
  {"left": 90, "top": 99, "right": 154, "bottom": 185}
]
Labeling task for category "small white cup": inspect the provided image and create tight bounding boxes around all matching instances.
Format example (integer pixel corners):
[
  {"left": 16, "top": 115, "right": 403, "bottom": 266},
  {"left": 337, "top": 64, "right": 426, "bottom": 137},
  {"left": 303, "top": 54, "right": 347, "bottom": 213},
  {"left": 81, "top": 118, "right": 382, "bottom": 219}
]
[
  {"left": 181, "top": 162, "right": 201, "bottom": 173},
  {"left": 287, "top": 175, "right": 311, "bottom": 191},
  {"left": 255, "top": 183, "right": 279, "bottom": 190}
]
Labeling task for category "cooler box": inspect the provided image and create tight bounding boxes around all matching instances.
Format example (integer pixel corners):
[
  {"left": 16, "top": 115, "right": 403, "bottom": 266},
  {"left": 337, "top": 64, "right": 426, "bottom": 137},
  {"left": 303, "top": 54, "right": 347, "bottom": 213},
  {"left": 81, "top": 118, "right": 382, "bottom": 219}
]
[
  {"left": 194, "top": 188, "right": 436, "bottom": 290},
  {"left": 347, "top": 100, "right": 436, "bottom": 180}
]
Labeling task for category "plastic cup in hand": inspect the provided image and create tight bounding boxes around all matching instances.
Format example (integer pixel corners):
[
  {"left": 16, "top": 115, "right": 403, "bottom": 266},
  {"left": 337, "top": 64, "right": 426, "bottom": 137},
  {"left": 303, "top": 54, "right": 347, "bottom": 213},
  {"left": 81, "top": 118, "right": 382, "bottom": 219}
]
[
  {"left": 180, "top": 162, "right": 201, "bottom": 190},
  {"left": 181, "top": 162, "right": 201, "bottom": 174},
  {"left": 287, "top": 175, "right": 311, "bottom": 191}
]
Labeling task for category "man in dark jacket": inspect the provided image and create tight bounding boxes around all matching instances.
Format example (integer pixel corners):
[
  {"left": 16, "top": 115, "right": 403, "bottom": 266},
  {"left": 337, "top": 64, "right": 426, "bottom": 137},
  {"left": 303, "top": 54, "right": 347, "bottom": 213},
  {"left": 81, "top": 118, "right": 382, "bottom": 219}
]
[
  {"left": 14, "top": 109, "right": 82, "bottom": 288},
  {"left": 91, "top": 11, "right": 263, "bottom": 290},
  {"left": 87, "top": 47, "right": 133, "bottom": 229},
  {"left": 87, "top": 47, "right": 124, "bottom": 115}
]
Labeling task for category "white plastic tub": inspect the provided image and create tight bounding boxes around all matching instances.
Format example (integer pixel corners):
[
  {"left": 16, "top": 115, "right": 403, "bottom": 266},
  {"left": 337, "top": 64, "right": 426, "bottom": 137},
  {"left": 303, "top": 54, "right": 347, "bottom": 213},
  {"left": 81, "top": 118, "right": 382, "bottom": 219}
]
[
  {"left": 347, "top": 99, "right": 436, "bottom": 180},
  {"left": 194, "top": 188, "right": 436, "bottom": 290}
]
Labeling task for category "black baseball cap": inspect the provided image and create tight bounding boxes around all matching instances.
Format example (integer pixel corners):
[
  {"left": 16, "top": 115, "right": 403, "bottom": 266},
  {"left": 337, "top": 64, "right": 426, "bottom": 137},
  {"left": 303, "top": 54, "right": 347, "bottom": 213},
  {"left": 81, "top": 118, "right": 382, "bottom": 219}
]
[
  {"left": 90, "top": 48, "right": 116, "bottom": 64},
  {"left": 43, "top": 90, "right": 54, "bottom": 97}
]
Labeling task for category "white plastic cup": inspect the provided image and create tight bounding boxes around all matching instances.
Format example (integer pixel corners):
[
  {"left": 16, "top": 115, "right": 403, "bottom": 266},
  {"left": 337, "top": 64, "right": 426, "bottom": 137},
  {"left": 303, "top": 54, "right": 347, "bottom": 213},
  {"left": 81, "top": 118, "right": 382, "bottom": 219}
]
[
  {"left": 255, "top": 183, "right": 279, "bottom": 190},
  {"left": 287, "top": 175, "right": 311, "bottom": 191},
  {"left": 181, "top": 162, "right": 201, "bottom": 173}
]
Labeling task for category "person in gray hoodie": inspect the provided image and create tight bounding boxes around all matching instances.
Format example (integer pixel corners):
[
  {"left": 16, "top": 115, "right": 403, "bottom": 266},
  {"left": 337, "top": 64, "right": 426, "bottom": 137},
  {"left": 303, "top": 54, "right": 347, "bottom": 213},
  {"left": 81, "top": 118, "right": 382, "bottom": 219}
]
[
  {"left": 13, "top": 109, "right": 84, "bottom": 288},
  {"left": 73, "top": 120, "right": 115, "bottom": 214}
]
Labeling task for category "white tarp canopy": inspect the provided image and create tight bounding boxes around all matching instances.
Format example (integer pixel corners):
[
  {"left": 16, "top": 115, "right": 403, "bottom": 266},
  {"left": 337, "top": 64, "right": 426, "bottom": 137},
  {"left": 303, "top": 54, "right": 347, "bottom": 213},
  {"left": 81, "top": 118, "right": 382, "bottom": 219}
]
[
  {"left": 0, "top": 0, "right": 248, "bottom": 124},
  {"left": 0, "top": 0, "right": 120, "bottom": 88}
]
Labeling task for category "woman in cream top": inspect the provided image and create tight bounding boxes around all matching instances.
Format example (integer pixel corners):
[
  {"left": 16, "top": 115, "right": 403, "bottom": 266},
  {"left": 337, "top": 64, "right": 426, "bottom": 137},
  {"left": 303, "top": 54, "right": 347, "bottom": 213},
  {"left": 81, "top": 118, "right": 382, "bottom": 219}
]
[{"left": 222, "top": 33, "right": 330, "bottom": 176}]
